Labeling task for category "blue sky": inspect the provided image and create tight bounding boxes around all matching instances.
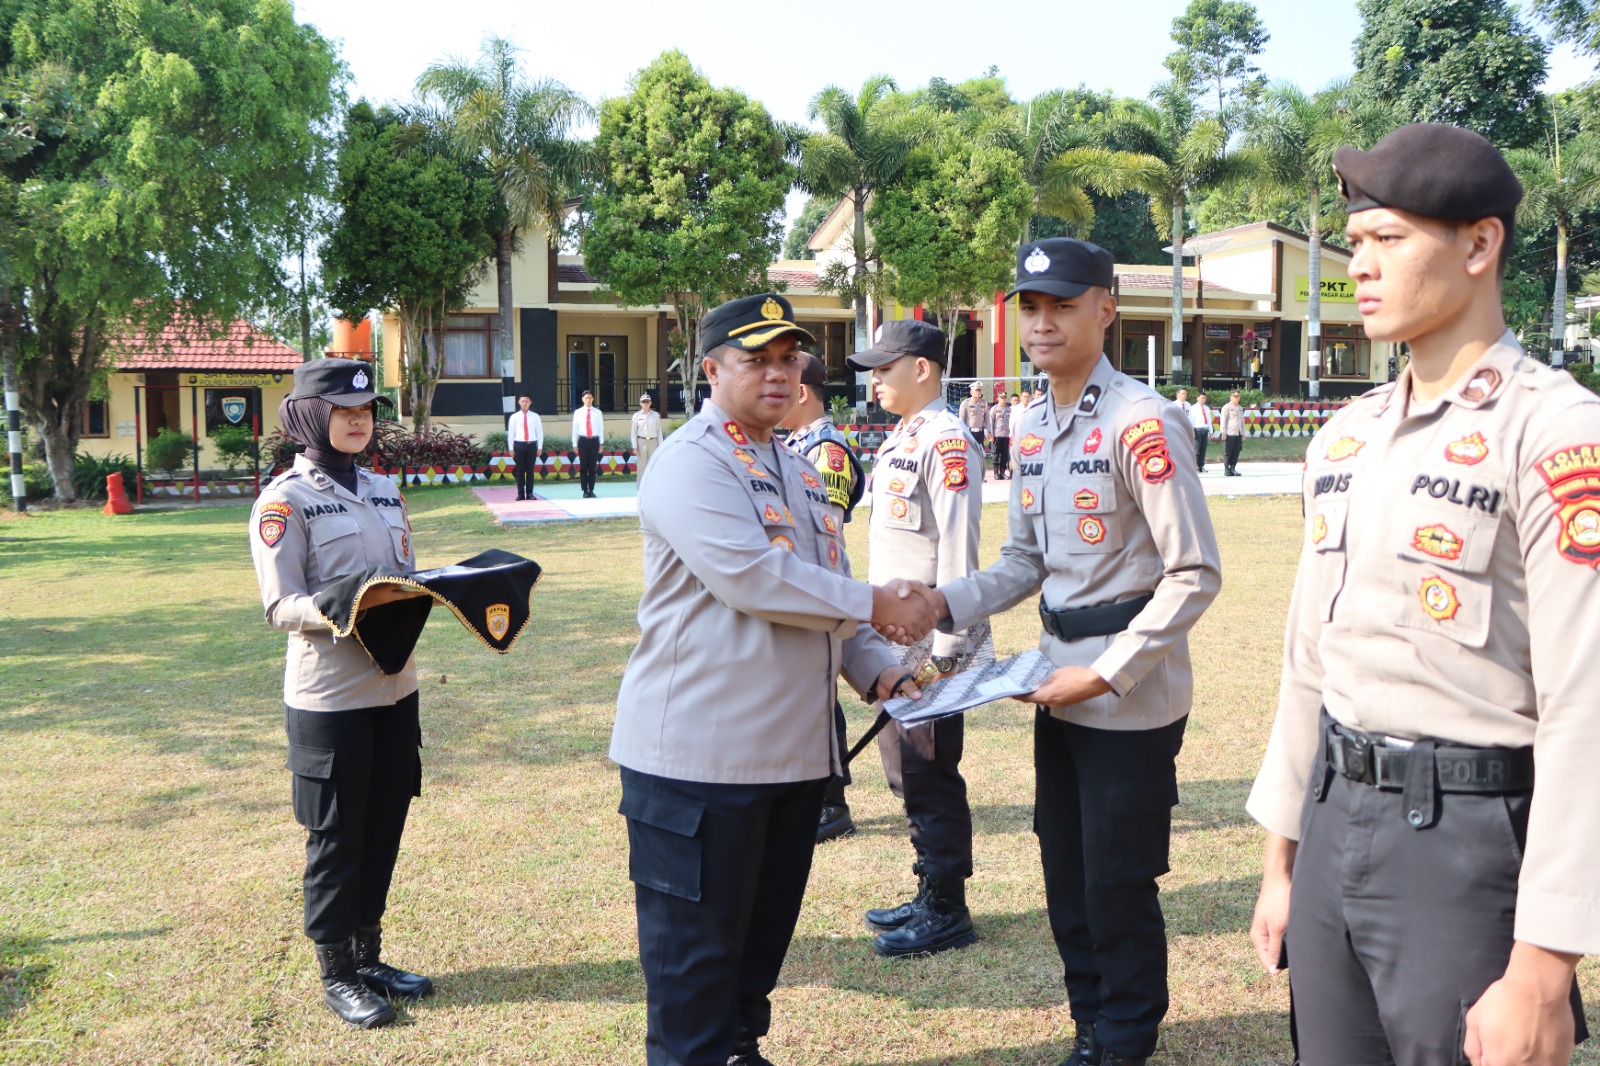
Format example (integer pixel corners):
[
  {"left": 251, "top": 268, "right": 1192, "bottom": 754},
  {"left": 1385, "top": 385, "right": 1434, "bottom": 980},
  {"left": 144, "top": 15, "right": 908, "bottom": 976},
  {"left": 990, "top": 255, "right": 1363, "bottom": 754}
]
[{"left": 294, "top": 0, "right": 1596, "bottom": 226}]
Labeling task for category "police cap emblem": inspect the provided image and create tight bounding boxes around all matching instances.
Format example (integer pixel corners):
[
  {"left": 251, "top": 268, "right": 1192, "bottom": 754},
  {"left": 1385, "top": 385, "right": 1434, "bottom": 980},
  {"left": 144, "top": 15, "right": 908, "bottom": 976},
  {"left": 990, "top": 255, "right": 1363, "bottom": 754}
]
[{"left": 1024, "top": 247, "right": 1051, "bottom": 274}]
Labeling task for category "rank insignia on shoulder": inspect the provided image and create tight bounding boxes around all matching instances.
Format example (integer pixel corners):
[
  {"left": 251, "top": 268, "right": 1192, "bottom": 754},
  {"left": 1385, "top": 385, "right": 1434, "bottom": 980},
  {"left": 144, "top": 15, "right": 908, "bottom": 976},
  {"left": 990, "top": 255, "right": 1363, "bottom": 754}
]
[
  {"left": 1536, "top": 443, "right": 1600, "bottom": 568},
  {"left": 1084, "top": 428, "right": 1103, "bottom": 454},
  {"left": 1418, "top": 575, "right": 1460, "bottom": 621},
  {"left": 1018, "top": 433, "right": 1045, "bottom": 457},
  {"left": 1324, "top": 437, "right": 1366, "bottom": 462},
  {"left": 770, "top": 534, "right": 795, "bottom": 552},
  {"left": 258, "top": 501, "right": 293, "bottom": 547},
  {"left": 725, "top": 421, "right": 750, "bottom": 445},
  {"left": 1444, "top": 432, "right": 1489, "bottom": 466},
  {"left": 1078, "top": 385, "right": 1101, "bottom": 414},
  {"left": 1459, "top": 368, "right": 1503, "bottom": 404},
  {"left": 1078, "top": 515, "right": 1107, "bottom": 544},
  {"left": 1412, "top": 523, "right": 1464, "bottom": 561}
]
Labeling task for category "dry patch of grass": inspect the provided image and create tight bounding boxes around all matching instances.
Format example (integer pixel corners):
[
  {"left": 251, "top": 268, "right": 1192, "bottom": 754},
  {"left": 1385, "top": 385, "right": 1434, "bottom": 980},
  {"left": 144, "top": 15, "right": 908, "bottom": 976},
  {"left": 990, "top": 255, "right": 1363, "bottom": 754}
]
[{"left": 0, "top": 492, "right": 1593, "bottom": 1064}]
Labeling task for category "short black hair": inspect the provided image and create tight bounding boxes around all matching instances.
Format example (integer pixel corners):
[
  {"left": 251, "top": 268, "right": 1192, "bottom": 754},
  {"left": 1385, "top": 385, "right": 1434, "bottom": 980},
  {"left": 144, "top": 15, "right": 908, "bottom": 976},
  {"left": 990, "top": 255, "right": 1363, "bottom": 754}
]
[{"left": 582, "top": 389, "right": 594, "bottom": 398}]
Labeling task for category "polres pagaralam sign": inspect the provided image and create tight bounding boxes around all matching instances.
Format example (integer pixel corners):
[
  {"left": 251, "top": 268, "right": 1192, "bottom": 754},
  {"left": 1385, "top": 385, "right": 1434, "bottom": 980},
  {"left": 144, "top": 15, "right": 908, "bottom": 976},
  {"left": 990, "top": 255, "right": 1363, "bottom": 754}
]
[
  {"left": 1294, "top": 277, "right": 1357, "bottom": 303},
  {"left": 185, "top": 373, "right": 285, "bottom": 386}
]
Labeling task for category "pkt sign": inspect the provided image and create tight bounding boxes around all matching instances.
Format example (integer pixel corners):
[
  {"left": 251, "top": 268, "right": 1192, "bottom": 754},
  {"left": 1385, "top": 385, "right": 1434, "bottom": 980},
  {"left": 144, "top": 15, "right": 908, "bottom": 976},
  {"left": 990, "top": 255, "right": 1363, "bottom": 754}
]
[{"left": 1295, "top": 276, "right": 1356, "bottom": 303}]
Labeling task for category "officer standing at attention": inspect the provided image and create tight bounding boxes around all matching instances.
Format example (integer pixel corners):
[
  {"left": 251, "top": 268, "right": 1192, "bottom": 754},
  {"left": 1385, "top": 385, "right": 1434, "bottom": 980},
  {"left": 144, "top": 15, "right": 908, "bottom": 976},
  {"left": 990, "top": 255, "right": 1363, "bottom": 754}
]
[
  {"left": 959, "top": 380, "right": 989, "bottom": 466},
  {"left": 611, "top": 293, "right": 940, "bottom": 1066},
  {"left": 988, "top": 387, "right": 1014, "bottom": 480},
  {"left": 249, "top": 359, "right": 435, "bottom": 1030},
  {"left": 508, "top": 394, "right": 543, "bottom": 501},
  {"left": 777, "top": 353, "right": 868, "bottom": 844},
  {"left": 918, "top": 238, "right": 1221, "bottom": 1065},
  {"left": 631, "top": 392, "right": 662, "bottom": 483},
  {"left": 848, "top": 319, "right": 986, "bottom": 958},
  {"left": 571, "top": 389, "right": 605, "bottom": 497},
  {"left": 1248, "top": 124, "right": 1595, "bottom": 1066}
]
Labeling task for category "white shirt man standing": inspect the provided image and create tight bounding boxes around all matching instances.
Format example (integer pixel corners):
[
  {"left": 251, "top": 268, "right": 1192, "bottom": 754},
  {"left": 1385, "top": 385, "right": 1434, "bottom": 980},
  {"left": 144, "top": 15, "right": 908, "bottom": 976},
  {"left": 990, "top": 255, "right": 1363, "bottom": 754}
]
[
  {"left": 507, "top": 395, "right": 544, "bottom": 501},
  {"left": 1186, "top": 391, "right": 1213, "bottom": 472},
  {"left": 570, "top": 391, "right": 605, "bottom": 498}
]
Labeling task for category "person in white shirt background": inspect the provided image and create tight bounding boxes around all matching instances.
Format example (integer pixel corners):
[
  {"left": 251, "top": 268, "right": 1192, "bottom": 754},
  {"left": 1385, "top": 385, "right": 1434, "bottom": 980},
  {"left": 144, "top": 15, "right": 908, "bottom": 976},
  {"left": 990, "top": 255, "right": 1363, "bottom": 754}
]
[
  {"left": 1186, "top": 391, "right": 1213, "bottom": 472},
  {"left": 570, "top": 390, "right": 605, "bottom": 498},
  {"left": 507, "top": 395, "right": 544, "bottom": 502}
]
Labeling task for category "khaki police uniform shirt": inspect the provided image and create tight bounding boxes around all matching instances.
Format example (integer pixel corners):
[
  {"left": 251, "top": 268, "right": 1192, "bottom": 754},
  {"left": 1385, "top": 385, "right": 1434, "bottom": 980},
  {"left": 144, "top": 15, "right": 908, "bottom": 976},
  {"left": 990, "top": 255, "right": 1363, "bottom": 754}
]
[
  {"left": 249, "top": 455, "right": 419, "bottom": 711},
  {"left": 987, "top": 400, "right": 1013, "bottom": 440},
  {"left": 611, "top": 399, "right": 899, "bottom": 785},
  {"left": 630, "top": 409, "right": 661, "bottom": 449},
  {"left": 869, "top": 398, "right": 982, "bottom": 657},
  {"left": 1221, "top": 402, "right": 1246, "bottom": 437},
  {"left": 958, "top": 396, "right": 989, "bottom": 438},
  {"left": 939, "top": 356, "right": 1222, "bottom": 729},
  {"left": 1247, "top": 332, "right": 1600, "bottom": 955}
]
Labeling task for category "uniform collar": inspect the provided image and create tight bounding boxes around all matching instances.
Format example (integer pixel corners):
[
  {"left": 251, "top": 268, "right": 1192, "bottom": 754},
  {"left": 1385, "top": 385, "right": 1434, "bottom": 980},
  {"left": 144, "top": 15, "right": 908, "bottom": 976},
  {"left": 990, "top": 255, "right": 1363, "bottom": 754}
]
[
  {"left": 1380, "top": 329, "right": 1524, "bottom": 417},
  {"left": 1041, "top": 354, "right": 1113, "bottom": 436},
  {"left": 797, "top": 415, "right": 834, "bottom": 437},
  {"left": 888, "top": 396, "right": 946, "bottom": 441},
  {"left": 293, "top": 453, "right": 367, "bottom": 502}
]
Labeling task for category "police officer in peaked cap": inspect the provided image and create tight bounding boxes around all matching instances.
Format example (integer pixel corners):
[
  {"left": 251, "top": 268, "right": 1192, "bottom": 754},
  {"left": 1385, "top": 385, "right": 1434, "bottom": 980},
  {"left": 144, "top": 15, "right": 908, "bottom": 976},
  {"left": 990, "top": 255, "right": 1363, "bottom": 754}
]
[
  {"left": 249, "top": 359, "right": 436, "bottom": 1029},
  {"left": 1249, "top": 123, "right": 1594, "bottom": 1064},
  {"left": 918, "top": 239, "right": 1222, "bottom": 1065}
]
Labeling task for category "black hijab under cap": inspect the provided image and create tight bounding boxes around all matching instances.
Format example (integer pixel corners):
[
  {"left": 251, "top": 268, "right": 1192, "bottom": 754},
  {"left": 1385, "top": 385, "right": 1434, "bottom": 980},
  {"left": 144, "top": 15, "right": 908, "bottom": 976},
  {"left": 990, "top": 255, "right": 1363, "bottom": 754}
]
[{"left": 278, "top": 393, "right": 361, "bottom": 493}]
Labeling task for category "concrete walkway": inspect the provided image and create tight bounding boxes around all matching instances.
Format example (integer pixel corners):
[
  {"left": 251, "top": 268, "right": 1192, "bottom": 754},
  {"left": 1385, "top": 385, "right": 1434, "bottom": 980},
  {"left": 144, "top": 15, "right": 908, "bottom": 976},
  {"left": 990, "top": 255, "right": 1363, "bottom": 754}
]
[{"left": 477, "top": 461, "right": 1301, "bottom": 526}]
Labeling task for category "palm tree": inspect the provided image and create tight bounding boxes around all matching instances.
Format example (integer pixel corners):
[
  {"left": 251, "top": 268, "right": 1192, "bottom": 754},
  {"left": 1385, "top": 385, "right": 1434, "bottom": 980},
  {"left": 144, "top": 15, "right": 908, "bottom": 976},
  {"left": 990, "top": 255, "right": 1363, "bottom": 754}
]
[
  {"left": 1508, "top": 122, "right": 1600, "bottom": 360},
  {"left": 1104, "top": 79, "right": 1247, "bottom": 386},
  {"left": 415, "top": 37, "right": 592, "bottom": 390},
  {"left": 1244, "top": 80, "right": 1394, "bottom": 397},
  {"left": 987, "top": 90, "right": 1167, "bottom": 241},
  {"left": 798, "top": 76, "right": 933, "bottom": 353}
]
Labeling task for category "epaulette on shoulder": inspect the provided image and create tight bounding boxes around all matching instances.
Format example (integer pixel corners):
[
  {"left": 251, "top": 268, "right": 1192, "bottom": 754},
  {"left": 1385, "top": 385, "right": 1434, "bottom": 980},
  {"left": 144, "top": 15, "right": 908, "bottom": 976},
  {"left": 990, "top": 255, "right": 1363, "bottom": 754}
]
[
  {"left": 267, "top": 468, "right": 302, "bottom": 489},
  {"left": 1521, "top": 361, "right": 1600, "bottom": 407}
]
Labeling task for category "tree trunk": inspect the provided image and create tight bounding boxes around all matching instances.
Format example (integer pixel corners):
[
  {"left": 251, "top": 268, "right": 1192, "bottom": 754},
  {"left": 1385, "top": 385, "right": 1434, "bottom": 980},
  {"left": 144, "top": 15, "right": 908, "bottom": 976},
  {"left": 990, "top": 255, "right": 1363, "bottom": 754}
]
[
  {"left": 496, "top": 227, "right": 515, "bottom": 408},
  {"left": 1554, "top": 219, "right": 1570, "bottom": 360},
  {"left": 1, "top": 285, "right": 25, "bottom": 511},
  {"left": 298, "top": 242, "right": 312, "bottom": 358},
  {"left": 1308, "top": 187, "right": 1322, "bottom": 400},
  {"left": 1170, "top": 192, "right": 1185, "bottom": 386},
  {"left": 852, "top": 188, "right": 871, "bottom": 413},
  {"left": 547, "top": 235, "right": 560, "bottom": 305}
]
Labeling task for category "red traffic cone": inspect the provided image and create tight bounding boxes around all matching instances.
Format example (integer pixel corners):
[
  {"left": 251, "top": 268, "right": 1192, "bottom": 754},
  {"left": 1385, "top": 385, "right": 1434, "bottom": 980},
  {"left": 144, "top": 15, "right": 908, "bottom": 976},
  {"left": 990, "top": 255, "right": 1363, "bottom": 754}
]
[{"left": 103, "top": 471, "right": 133, "bottom": 515}]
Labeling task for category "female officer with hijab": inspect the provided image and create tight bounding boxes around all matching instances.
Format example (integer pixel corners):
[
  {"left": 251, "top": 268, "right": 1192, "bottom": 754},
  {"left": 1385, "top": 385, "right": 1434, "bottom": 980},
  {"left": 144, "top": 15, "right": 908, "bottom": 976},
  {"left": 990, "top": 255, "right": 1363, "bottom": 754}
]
[{"left": 249, "top": 359, "right": 434, "bottom": 1029}]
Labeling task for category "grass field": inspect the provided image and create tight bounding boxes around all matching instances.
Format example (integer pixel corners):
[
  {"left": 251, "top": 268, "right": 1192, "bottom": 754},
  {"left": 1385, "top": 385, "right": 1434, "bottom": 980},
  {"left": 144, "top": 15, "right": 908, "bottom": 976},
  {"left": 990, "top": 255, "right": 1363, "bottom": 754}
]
[{"left": 0, "top": 490, "right": 1593, "bottom": 1065}]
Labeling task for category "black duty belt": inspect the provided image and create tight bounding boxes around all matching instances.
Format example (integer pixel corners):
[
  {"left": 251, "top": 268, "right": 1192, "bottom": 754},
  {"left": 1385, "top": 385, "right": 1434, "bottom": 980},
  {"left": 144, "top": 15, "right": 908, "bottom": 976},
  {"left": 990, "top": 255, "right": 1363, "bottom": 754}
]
[
  {"left": 1327, "top": 722, "right": 1533, "bottom": 795},
  {"left": 1039, "top": 593, "right": 1153, "bottom": 642}
]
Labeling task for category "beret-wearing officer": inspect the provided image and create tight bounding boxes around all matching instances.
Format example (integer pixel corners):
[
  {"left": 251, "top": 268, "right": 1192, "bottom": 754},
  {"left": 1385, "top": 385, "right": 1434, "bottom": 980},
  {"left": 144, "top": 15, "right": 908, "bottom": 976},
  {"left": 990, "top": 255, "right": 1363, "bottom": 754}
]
[
  {"left": 847, "top": 320, "right": 988, "bottom": 958},
  {"left": 611, "top": 293, "right": 933, "bottom": 1066},
  {"left": 249, "top": 359, "right": 433, "bottom": 1029},
  {"left": 921, "top": 239, "right": 1222, "bottom": 1066},
  {"left": 1248, "top": 123, "right": 1595, "bottom": 1065},
  {"left": 777, "top": 353, "right": 868, "bottom": 845}
]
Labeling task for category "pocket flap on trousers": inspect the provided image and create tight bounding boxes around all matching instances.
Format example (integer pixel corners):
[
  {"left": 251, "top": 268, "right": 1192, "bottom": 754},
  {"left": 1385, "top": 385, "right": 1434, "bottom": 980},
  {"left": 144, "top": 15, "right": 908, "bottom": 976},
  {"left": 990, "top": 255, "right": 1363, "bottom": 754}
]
[
  {"left": 286, "top": 743, "right": 335, "bottom": 780},
  {"left": 1108, "top": 777, "right": 1179, "bottom": 816},
  {"left": 617, "top": 787, "right": 704, "bottom": 837}
]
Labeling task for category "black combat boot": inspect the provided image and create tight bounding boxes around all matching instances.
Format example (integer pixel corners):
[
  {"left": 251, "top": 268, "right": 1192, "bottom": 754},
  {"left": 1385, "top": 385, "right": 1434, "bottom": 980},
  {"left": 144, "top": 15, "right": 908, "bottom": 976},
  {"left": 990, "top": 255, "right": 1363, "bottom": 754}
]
[
  {"left": 727, "top": 1037, "right": 775, "bottom": 1065},
  {"left": 870, "top": 877, "right": 977, "bottom": 958},
  {"left": 817, "top": 803, "right": 856, "bottom": 843},
  {"left": 314, "top": 940, "right": 396, "bottom": 1029},
  {"left": 354, "top": 925, "right": 435, "bottom": 1000},
  {"left": 1058, "top": 1025, "right": 1102, "bottom": 1066},
  {"left": 1102, "top": 1054, "right": 1147, "bottom": 1066},
  {"left": 863, "top": 861, "right": 927, "bottom": 932}
]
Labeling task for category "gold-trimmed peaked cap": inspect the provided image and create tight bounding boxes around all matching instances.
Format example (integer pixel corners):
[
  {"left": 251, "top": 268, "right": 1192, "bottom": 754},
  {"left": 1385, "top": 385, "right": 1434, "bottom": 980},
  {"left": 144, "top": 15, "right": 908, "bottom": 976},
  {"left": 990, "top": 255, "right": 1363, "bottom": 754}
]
[{"left": 700, "top": 293, "right": 817, "bottom": 353}]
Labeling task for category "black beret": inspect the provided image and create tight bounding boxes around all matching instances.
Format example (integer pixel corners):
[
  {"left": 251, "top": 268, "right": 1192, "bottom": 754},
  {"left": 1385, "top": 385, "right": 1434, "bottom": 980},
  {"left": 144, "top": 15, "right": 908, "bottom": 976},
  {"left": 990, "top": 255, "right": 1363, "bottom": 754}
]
[
  {"left": 288, "top": 357, "right": 392, "bottom": 407},
  {"left": 1006, "top": 237, "right": 1115, "bottom": 300},
  {"left": 1333, "top": 123, "right": 1523, "bottom": 222},
  {"left": 846, "top": 319, "right": 948, "bottom": 370},
  {"left": 701, "top": 293, "right": 816, "bottom": 353}
]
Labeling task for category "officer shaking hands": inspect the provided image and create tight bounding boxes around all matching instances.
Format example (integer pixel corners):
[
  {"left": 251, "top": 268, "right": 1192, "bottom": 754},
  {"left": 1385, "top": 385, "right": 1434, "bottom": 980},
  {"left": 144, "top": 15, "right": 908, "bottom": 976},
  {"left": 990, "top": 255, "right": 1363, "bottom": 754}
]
[
  {"left": 848, "top": 319, "right": 987, "bottom": 959},
  {"left": 1248, "top": 124, "right": 1596, "bottom": 1066},
  {"left": 610, "top": 293, "right": 939, "bottom": 1066},
  {"left": 917, "top": 239, "right": 1222, "bottom": 1066}
]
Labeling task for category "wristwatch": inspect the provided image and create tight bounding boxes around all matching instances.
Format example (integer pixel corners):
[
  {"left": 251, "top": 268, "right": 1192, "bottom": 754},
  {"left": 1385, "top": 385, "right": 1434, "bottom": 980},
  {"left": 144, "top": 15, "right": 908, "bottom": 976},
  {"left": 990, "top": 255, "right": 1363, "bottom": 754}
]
[{"left": 930, "top": 655, "right": 959, "bottom": 674}]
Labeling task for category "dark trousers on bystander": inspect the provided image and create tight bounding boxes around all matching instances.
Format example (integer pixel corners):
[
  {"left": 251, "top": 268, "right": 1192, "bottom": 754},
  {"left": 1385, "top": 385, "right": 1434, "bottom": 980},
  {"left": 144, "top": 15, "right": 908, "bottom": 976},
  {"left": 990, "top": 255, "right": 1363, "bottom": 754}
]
[
  {"left": 577, "top": 435, "right": 601, "bottom": 494},
  {"left": 1224, "top": 434, "right": 1242, "bottom": 473},
  {"left": 993, "top": 437, "right": 1011, "bottom": 479},
  {"left": 284, "top": 693, "right": 421, "bottom": 944},
  {"left": 878, "top": 715, "right": 972, "bottom": 882},
  {"left": 512, "top": 440, "right": 538, "bottom": 498},
  {"left": 1193, "top": 427, "right": 1210, "bottom": 470}
]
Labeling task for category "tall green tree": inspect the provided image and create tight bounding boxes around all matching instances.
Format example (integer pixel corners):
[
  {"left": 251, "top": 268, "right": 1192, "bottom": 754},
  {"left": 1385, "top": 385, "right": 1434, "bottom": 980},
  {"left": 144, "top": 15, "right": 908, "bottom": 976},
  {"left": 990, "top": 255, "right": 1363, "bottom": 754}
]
[
  {"left": 1244, "top": 81, "right": 1394, "bottom": 397},
  {"left": 1165, "top": 0, "right": 1270, "bottom": 129},
  {"left": 323, "top": 104, "right": 499, "bottom": 431},
  {"left": 870, "top": 134, "right": 1034, "bottom": 365},
  {"left": 1534, "top": 0, "right": 1600, "bottom": 57},
  {"left": 0, "top": 0, "right": 341, "bottom": 500},
  {"left": 1105, "top": 79, "right": 1247, "bottom": 385},
  {"left": 798, "top": 76, "right": 933, "bottom": 355},
  {"left": 582, "top": 51, "right": 793, "bottom": 409},
  {"left": 1353, "top": 0, "right": 1548, "bottom": 147},
  {"left": 783, "top": 196, "right": 833, "bottom": 260},
  {"left": 415, "top": 36, "right": 592, "bottom": 392},
  {"left": 1507, "top": 126, "right": 1600, "bottom": 357}
]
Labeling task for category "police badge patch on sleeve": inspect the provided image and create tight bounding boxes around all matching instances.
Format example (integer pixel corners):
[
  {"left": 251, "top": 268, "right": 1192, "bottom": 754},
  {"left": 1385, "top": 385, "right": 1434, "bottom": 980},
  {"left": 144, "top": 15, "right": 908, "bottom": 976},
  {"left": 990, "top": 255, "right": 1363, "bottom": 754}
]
[{"left": 257, "top": 501, "right": 293, "bottom": 547}]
